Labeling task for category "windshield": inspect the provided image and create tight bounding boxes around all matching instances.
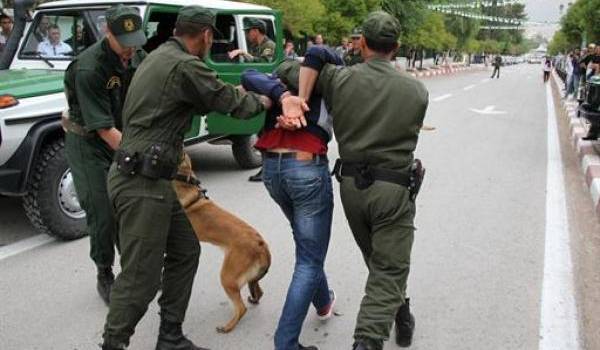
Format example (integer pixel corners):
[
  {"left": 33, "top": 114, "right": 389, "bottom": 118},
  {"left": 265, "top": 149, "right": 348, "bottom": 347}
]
[{"left": 19, "top": 9, "right": 107, "bottom": 60}]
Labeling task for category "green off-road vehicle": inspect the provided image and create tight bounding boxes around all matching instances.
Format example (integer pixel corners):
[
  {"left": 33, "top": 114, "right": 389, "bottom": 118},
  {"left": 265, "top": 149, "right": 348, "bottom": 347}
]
[{"left": 0, "top": 0, "right": 283, "bottom": 240}]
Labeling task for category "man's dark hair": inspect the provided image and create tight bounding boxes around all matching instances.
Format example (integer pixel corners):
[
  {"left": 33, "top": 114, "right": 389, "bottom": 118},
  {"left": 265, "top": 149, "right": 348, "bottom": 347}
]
[
  {"left": 174, "top": 21, "right": 211, "bottom": 37},
  {"left": 48, "top": 24, "right": 60, "bottom": 31},
  {"left": 0, "top": 14, "right": 12, "bottom": 22},
  {"left": 364, "top": 36, "right": 398, "bottom": 55}
]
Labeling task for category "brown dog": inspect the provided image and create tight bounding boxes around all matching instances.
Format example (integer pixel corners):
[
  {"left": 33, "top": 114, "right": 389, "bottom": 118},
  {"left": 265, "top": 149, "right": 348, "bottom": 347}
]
[{"left": 172, "top": 154, "right": 271, "bottom": 333}]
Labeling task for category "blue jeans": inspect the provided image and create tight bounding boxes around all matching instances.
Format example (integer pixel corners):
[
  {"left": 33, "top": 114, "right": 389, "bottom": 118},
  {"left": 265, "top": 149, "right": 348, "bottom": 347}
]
[{"left": 263, "top": 155, "right": 334, "bottom": 350}]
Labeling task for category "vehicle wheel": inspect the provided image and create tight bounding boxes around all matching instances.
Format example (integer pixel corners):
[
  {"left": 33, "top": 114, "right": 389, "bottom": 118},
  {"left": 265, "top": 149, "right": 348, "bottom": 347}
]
[
  {"left": 22, "top": 139, "right": 87, "bottom": 240},
  {"left": 231, "top": 134, "right": 262, "bottom": 169}
]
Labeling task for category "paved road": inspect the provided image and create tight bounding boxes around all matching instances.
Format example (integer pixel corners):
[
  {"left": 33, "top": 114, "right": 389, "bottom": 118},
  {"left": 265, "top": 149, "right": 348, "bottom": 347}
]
[{"left": 0, "top": 64, "right": 591, "bottom": 350}]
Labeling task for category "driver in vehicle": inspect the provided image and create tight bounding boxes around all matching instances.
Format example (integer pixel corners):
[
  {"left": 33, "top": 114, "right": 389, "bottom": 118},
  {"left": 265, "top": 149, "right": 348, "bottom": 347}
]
[{"left": 37, "top": 24, "right": 72, "bottom": 56}]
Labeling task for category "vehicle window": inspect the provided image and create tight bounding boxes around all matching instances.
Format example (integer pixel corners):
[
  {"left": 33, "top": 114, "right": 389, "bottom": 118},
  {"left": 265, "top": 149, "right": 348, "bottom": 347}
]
[
  {"left": 20, "top": 9, "right": 107, "bottom": 60},
  {"left": 143, "top": 11, "right": 177, "bottom": 53},
  {"left": 239, "top": 16, "right": 276, "bottom": 64},
  {"left": 210, "top": 14, "right": 238, "bottom": 63}
]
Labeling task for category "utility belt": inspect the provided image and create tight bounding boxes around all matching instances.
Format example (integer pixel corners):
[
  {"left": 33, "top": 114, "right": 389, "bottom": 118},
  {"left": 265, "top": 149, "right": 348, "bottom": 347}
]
[
  {"left": 332, "top": 159, "right": 426, "bottom": 201},
  {"left": 61, "top": 115, "right": 94, "bottom": 138},
  {"left": 114, "top": 146, "right": 177, "bottom": 181}
]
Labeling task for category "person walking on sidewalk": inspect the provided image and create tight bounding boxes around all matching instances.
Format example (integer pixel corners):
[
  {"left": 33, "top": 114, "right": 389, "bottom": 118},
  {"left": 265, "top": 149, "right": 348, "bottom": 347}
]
[
  {"left": 280, "top": 11, "right": 429, "bottom": 350},
  {"left": 242, "top": 54, "right": 342, "bottom": 350},
  {"left": 63, "top": 5, "right": 147, "bottom": 305},
  {"left": 543, "top": 57, "right": 552, "bottom": 83},
  {"left": 491, "top": 54, "right": 502, "bottom": 79}
]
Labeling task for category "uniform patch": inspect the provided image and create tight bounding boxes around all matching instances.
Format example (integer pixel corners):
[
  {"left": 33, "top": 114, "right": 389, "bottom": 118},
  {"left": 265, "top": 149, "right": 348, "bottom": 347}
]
[
  {"left": 124, "top": 19, "right": 135, "bottom": 32},
  {"left": 262, "top": 48, "right": 273, "bottom": 56},
  {"left": 106, "top": 76, "right": 121, "bottom": 89}
]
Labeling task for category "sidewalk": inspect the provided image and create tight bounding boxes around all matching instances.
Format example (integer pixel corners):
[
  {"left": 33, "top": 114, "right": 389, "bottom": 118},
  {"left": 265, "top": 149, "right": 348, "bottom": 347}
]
[
  {"left": 551, "top": 71, "right": 600, "bottom": 217},
  {"left": 403, "top": 63, "right": 487, "bottom": 78}
]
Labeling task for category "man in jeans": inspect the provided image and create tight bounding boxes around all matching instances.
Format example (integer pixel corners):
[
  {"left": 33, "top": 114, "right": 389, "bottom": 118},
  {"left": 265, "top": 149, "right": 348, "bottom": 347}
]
[{"left": 241, "top": 54, "right": 342, "bottom": 350}]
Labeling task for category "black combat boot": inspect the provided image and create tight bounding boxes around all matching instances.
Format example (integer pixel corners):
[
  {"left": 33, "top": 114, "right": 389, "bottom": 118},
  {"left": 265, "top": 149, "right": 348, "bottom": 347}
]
[
  {"left": 97, "top": 266, "right": 114, "bottom": 306},
  {"left": 100, "top": 341, "right": 125, "bottom": 350},
  {"left": 299, "top": 345, "right": 318, "bottom": 350},
  {"left": 155, "top": 318, "right": 209, "bottom": 350},
  {"left": 394, "top": 298, "right": 415, "bottom": 347},
  {"left": 248, "top": 168, "right": 263, "bottom": 182},
  {"left": 352, "top": 338, "right": 380, "bottom": 350}
]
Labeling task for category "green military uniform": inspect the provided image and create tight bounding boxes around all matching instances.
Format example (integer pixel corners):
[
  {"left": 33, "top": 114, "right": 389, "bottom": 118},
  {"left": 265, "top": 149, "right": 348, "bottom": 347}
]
[
  {"left": 345, "top": 28, "right": 364, "bottom": 66},
  {"left": 344, "top": 48, "right": 364, "bottom": 66},
  {"left": 243, "top": 18, "right": 275, "bottom": 63},
  {"left": 63, "top": 6, "right": 145, "bottom": 276},
  {"left": 102, "top": 6, "right": 266, "bottom": 348},
  {"left": 303, "top": 12, "right": 428, "bottom": 350}
]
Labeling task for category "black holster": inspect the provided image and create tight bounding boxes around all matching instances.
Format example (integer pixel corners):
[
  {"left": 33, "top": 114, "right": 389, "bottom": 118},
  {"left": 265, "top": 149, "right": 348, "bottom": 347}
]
[
  {"left": 409, "top": 159, "right": 426, "bottom": 201},
  {"left": 115, "top": 146, "right": 177, "bottom": 180}
]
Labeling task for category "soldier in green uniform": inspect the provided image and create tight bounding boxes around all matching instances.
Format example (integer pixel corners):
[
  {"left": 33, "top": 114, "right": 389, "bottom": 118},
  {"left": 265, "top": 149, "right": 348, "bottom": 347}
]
[
  {"left": 100, "top": 6, "right": 272, "bottom": 350},
  {"left": 344, "top": 28, "right": 364, "bottom": 66},
  {"left": 228, "top": 18, "right": 276, "bottom": 63},
  {"left": 279, "top": 11, "right": 429, "bottom": 350},
  {"left": 63, "top": 5, "right": 146, "bottom": 305}
]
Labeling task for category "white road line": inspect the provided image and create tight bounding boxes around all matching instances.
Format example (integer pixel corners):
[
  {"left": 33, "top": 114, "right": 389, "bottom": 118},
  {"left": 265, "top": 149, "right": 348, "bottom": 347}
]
[
  {"left": 463, "top": 84, "right": 476, "bottom": 91},
  {"left": 432, "top": 93, "right": 452, "bottom": 102},
  {"left": 539, "top": 83, "right": 581, "bottom": 350},
  {"left": 0, "top": 234, "right": 55, "bottom": 261}
]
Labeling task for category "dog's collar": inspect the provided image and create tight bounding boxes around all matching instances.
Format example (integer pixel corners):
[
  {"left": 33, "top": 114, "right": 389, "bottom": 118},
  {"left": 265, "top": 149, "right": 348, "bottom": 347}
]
[{"left": 174, "top": 173, "right": 209, "bottom": 201}]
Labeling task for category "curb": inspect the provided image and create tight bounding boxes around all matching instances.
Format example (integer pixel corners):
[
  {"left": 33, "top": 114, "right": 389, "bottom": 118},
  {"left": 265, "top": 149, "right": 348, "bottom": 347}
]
[
  {"left": 405, "top": 65, "right": 485, "bottom": 78},
  {"left": 552, "top": 72, "right": 600, "bottom": 217}
]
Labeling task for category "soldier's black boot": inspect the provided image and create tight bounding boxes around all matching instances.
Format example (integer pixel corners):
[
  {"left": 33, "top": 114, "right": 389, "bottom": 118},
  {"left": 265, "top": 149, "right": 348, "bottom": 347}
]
[
  {"left": 97, "top": 266, "right": 114, "bottom": 306},
  {"left": 248, "top": 168, "right": 263, "bottom": 182},
  {"left": 155, "top": 318, "right": 209, "bottom": 350},
  {"left": 394, "top": 298, "right": 415, "bottom": 347},
  {"left": 352, "top": 338, "right": 381, "bottom": 350},
  {"left": 100, "top": 341, "right": 125, "bottom": 350}
]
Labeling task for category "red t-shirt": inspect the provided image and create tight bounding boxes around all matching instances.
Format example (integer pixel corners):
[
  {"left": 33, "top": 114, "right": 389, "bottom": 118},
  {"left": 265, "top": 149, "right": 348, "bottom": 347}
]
[{"left": 255, "top": 128, "right": 327, "bottom": 155}]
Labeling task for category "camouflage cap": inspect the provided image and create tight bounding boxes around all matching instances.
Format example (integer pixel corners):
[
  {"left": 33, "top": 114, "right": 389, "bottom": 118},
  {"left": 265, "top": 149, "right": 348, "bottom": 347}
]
[
  {"left": 350, "top": 27, "right": 362, "bottom": 39},
  {"left": 177, "top": 5, "right": 221, "bottom": 35},
  {"left": 361, "top": 11, "right": 400, "bottom": 45},
  {"left": 244, "top": 18, "right": 266, "bottom": 33},
  {"left": 106, "top": 5, "right": 146, "bottom": 47}
]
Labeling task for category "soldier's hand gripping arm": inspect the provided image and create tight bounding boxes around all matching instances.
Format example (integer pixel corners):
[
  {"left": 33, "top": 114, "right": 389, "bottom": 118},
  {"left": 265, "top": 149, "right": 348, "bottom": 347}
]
[
  {"left": 74, "top": 69, "right": 122, "bottom": 150},
  {"left": 181, "top": 60, "right": 271, "bottom": 118}
]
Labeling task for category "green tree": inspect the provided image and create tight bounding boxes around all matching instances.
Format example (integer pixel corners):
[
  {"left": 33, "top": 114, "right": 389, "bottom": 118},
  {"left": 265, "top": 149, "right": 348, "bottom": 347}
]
[{"left": 548, "top": 31, "right": 571, "bottom": 55}]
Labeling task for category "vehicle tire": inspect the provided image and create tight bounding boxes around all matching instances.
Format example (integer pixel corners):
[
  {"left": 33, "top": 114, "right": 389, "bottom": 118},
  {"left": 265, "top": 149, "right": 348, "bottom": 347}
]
[
  {"left": 22, "top": 139, "right": 87, "bottom": 240},
  {"left": 231, "top": 134, "right": 262, "bottom": 169}
]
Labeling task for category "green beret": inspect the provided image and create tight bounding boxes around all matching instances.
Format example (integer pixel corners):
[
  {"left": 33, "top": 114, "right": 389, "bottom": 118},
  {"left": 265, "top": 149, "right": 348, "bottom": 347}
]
[
  {"left": 106, "top": 5, "right": 146, "bottom": 47},
  {"left": 361, "top": 11, "right": 401, "bottom": 45}
]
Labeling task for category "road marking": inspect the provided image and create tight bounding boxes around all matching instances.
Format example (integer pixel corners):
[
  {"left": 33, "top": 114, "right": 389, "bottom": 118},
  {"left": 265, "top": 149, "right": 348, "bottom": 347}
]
[
  {"left": 463, "top": 84, "right": 476, "bottom": 91},
  {"left": 0, "top": 234, "right": 55, "bottom": 261},
  {"left": 469, "top": 105, "right": 507, "bottom": 115},
  {"left": 432, "top": 93, "right": 452, "bottom": 102},
  {"left": 539, "top": 83, "right": 581, "bottom": 350}
]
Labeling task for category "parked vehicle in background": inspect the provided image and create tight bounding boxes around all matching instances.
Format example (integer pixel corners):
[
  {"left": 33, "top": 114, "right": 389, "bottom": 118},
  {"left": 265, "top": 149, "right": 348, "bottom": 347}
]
[{"left": 0, "top": 0, "right": 284, "bottom": 240}]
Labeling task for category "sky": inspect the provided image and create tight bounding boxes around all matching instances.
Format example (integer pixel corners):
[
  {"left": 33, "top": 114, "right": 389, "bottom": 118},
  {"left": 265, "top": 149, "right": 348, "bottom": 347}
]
[{"left": 522, "top": 0, "right": 567, "bottom": 39}]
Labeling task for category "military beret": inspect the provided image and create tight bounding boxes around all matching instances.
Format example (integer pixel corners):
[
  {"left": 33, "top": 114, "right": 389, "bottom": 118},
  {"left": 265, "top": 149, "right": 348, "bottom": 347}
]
[
  {"left": 106, "top": 5, "right": 146, "bottom": 47},
  {"left": 361, "top": 11, "right": 401, "bottom": 45},
  {"left": 244, "top": 18, "right": 266, "bottom": 33}
]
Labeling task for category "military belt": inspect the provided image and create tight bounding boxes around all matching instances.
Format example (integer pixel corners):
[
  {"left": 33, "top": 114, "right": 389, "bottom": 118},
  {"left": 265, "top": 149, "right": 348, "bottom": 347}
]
[
  {"left": 333, "top": 159, "right": 426, "bottom": 200},
  {"left": 61, "top": 115, "right": 93, "bottom": 138},
  {"left": 115, "top": 149, "right": 178, "bottom": 181}
]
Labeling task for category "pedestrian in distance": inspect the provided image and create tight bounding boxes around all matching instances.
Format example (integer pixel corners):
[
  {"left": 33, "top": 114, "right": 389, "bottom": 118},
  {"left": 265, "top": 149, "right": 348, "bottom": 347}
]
[
  {"left": 279, "top": 11, "right": 429, "bottom": 350},
  {"left": 0, "top": 13, "right": 13, "bottom": 53},
  {"left": 491, "top": 54, "right": 502, "bottom": 79},
  {"left": 543, "top": 57, "right": 552, "bottom": 83},
  {"left": 63, "top": 4, "right": 147, "bottom": 306},
  {"left": 100, "top": 6, "right": 272, "bottom": 350},
  {"left": 344, "top": 28, "right": 364, "bottom": 67},
  {"left": 242, "top": 53, "right": 342, "bottom": 350}
]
